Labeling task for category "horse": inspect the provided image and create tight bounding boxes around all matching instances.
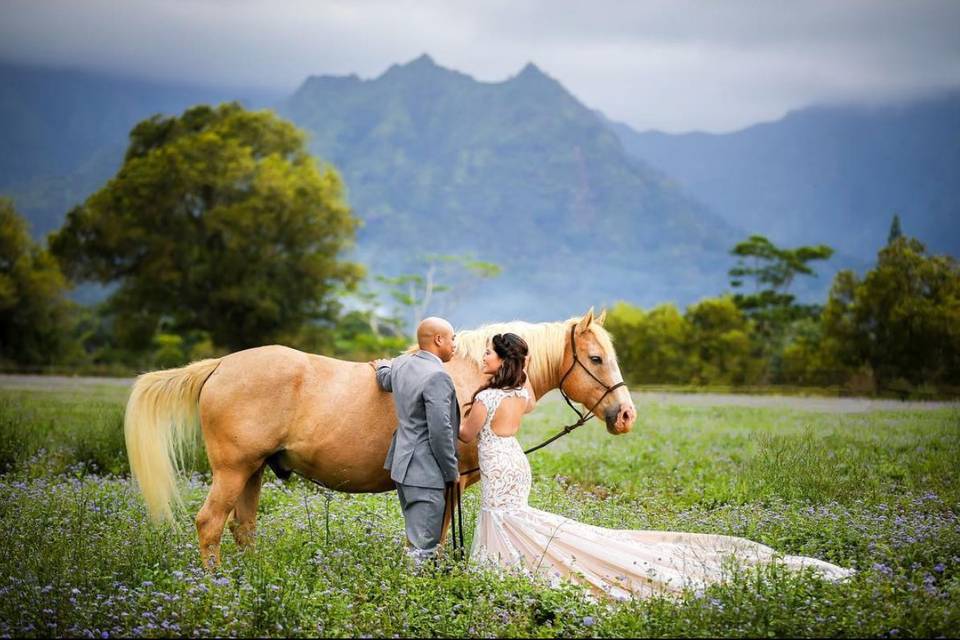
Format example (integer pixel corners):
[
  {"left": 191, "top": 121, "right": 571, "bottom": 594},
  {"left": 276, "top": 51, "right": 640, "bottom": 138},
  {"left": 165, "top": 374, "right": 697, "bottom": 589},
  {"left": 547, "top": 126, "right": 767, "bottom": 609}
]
[{"left": 124, "top": 308, "right": 636, "bottom": 568}]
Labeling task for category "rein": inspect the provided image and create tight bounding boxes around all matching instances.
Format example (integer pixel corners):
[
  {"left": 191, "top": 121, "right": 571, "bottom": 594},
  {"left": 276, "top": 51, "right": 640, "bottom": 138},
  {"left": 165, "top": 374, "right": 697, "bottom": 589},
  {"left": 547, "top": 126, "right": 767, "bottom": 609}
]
[{"left": 459, "top": 324, "right": 627, "bottom": 476}]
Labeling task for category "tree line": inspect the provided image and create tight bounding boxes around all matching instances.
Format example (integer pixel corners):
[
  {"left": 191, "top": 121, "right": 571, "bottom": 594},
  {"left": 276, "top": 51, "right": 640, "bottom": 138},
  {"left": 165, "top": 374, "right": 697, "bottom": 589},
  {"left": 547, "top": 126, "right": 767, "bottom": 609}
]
[
  {"left": 1, "top": 103, "right": 958, "bottom": 396},
  {"left": 605, "top": 221, "right": 959, "bottom": 397}
]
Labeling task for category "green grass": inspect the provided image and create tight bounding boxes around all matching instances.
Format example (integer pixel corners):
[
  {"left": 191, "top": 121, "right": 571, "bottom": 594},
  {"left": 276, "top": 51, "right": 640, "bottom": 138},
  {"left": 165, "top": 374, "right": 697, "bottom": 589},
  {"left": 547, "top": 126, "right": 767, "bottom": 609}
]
[{"left": 0, "top": 387, "right": 958, "bottom": 637}]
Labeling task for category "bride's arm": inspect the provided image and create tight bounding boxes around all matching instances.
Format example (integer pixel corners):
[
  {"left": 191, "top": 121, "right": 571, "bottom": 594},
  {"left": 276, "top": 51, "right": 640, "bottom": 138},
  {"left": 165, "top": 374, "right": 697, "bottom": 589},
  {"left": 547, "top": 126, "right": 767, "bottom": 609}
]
[{"left": 458, "top": 399, "right": 488, "bottom": 443}]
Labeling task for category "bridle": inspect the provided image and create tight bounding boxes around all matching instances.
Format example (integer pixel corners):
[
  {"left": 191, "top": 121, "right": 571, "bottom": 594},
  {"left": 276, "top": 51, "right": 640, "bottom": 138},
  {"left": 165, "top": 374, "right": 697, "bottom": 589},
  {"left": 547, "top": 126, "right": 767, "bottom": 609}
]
[
  {"left": 556, "top": 323, "right": 628, "bottom": 428},
  {"left": 460, "top": 323, "right": 628, "bottom": 474}
]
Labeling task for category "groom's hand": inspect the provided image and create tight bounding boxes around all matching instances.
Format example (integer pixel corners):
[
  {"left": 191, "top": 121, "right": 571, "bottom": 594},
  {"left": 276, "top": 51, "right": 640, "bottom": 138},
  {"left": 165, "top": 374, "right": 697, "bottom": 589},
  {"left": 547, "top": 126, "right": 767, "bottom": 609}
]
[{"left": 370, "top": 358, "right": 390, "bottom": 371}]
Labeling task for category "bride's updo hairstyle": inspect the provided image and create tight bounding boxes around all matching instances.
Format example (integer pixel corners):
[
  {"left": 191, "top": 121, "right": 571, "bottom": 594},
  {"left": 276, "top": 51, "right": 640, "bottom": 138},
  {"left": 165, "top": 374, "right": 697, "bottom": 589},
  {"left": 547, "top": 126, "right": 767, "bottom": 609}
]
[{"left": 464, "top": 333, "right": 529, "bottom": 416}]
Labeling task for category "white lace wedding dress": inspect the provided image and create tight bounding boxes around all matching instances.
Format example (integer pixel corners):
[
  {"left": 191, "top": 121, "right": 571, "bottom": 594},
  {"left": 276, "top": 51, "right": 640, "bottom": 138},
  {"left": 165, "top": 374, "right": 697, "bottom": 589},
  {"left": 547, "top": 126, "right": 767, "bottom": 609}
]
[{"left": 469, "top": 387, "right": 854, "bottom": 600}]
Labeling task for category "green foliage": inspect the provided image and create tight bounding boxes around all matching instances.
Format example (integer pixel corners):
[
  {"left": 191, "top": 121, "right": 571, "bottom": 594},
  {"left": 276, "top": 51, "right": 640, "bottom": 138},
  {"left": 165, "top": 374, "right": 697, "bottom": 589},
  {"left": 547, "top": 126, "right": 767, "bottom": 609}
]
[
  {"left": 0, "top": 198, "right": 78, "bottom": 366},
  {"left": 607, "top": 297, "right": 762, "bottom": 386},
  {"left": 1, "top": 386, "right": 959, "bottom": 637},
  {"left": 726, "top": 235, "right": 835, "bottom": 383},
  {"left": 777, "top": 318, "right": 843, "bottom": 387},
  {"left": 606, "top": 302, "right": 694, "bottom": 384},
  {"left": 686, "top": 296, "right": 760, "bottom": 386},
  {"left": 728, "top": 235, "right": 833, "bottom": 337},
  {"left": 729, "top": 235, "right": 834, "bottom": 305},
  {"left": 822, "top": 236, "right": 960, "bottom": 391},
  {"left": 49, "top": 103, "right": 362, "bottom": 352}
]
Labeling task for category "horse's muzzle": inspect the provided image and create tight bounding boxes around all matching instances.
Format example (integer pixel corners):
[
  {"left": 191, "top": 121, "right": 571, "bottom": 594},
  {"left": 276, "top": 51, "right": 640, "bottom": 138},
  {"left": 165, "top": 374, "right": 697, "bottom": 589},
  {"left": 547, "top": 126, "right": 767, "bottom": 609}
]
[{"left": 604, "top": 403, "right": 636, "bottom": 434}]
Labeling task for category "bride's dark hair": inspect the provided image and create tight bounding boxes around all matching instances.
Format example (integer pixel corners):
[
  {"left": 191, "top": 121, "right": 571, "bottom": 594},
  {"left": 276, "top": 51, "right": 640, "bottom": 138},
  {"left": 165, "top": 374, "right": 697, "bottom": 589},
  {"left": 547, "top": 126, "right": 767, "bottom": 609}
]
[{"left": 464, "top": 333, "right": 529, "bottom": 416}]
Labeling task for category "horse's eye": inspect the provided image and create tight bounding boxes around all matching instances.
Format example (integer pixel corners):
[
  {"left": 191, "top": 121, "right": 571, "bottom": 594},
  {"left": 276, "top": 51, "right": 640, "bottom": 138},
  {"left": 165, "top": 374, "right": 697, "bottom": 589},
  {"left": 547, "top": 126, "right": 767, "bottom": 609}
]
[{"left": 590, "top": 356, "right": 603, "bottom": 365}]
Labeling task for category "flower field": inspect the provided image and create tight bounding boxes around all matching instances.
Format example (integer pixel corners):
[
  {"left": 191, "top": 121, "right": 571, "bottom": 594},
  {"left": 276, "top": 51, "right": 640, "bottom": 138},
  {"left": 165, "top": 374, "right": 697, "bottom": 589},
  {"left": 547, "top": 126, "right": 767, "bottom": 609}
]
[{"left": 1, "top": 382, "right": 958, "bottom": 637}]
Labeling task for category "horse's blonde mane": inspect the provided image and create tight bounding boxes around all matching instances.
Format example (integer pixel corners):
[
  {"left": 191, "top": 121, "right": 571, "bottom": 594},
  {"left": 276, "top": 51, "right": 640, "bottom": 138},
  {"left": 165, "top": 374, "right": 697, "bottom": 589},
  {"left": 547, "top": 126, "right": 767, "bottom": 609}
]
[{"left": 450, "top": 317, "right": 616, "bottom": 390}]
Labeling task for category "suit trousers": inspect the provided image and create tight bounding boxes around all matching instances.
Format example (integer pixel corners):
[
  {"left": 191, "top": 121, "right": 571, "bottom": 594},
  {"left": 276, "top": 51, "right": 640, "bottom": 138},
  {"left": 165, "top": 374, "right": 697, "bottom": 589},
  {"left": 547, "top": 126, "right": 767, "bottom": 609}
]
[{"left": 395, "top": 482, "right": 446, "bottom": 554}]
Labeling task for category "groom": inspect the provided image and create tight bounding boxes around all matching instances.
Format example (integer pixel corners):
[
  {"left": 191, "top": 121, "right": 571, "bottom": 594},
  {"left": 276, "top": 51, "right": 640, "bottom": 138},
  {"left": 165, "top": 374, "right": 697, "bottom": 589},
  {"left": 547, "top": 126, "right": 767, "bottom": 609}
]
[{"left": 371, "top": 316, "right": 460, "bottom": 567}]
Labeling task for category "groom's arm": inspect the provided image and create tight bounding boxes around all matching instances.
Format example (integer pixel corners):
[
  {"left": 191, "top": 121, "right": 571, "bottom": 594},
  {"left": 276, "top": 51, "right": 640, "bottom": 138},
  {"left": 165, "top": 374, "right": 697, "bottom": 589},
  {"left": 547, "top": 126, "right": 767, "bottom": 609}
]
[
  {"left": 372, "top": 359, "right": 393, "bottom": 392},
  {"left": 423, "top": 371, "right": 460, "bottom": 483}
]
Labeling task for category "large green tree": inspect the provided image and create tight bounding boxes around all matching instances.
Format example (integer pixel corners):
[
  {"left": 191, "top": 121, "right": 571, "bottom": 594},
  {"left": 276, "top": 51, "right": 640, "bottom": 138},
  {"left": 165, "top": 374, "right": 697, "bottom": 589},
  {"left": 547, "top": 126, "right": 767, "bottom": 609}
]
[
  {"left": 822, "top": 237, "right": 960, "bottom": 390},
  {"left": 0, "top": 198, "right": 76, "bottom": 365},
  {"left": 50, "top": 103, "right": 362, "bottom": 351}
]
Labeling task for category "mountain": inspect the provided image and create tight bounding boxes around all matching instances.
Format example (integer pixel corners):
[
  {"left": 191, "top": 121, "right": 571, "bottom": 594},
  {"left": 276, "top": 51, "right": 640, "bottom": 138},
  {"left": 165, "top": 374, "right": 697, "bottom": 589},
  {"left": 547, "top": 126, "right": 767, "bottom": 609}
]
[
  {"left": 0, "top": 57, "right": 796, "bottom": 325},
  {"left": 278, "top": 55, "right": 742, "bottom": 323},
  {"left": 606, "top": 92, "right": 960, "bottom": 262}
]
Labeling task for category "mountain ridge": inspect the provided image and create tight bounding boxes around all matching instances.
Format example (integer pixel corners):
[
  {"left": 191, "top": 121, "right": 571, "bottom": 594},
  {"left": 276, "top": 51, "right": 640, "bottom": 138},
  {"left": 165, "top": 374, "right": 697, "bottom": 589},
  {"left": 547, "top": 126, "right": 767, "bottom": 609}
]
[
  {"left": 3, "top": 57, "right": 953, "bottom": 325},
  {"left": 606, "top": 91, "right": 960, "bottom": 261}
]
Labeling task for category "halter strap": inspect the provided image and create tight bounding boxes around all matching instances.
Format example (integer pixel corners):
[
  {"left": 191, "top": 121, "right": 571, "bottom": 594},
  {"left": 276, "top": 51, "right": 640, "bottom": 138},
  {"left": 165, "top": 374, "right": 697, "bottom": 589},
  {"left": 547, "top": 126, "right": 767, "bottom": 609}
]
[{"left": 557, "top": 324, "right": 627, "bottom": 424}]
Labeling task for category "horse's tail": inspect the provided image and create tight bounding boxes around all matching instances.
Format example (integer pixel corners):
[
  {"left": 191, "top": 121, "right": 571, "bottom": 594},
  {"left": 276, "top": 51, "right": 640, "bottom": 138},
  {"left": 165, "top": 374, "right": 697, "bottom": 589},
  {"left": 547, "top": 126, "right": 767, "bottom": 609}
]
[{"left": 124, "top": 357, "right": 223, "bottom": 523}]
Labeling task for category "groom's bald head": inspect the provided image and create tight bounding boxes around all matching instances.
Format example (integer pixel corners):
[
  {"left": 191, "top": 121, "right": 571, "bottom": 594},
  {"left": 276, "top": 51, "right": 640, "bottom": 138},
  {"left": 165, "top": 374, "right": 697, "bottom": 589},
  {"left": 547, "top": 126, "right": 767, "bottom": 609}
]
[{"left": 417, "top": 317, "right": 456, "bottom": 362}]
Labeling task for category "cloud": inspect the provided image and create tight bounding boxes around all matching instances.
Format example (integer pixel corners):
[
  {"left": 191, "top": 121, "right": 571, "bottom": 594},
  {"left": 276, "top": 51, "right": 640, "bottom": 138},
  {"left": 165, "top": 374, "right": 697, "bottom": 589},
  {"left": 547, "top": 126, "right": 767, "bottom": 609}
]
[{"left": 1, "top": 0, "right": 958, "bottom": 132}]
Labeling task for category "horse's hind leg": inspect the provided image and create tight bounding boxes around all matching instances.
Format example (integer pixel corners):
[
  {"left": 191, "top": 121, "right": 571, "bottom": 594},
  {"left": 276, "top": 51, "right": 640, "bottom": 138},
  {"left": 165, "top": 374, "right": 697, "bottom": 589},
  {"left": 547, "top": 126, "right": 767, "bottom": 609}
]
[
  {"left": 229, "top": 463, "right": 266, "bottom": 549},
  {"left": 196, "top": 467, "right": 251, "bottom": 570}
]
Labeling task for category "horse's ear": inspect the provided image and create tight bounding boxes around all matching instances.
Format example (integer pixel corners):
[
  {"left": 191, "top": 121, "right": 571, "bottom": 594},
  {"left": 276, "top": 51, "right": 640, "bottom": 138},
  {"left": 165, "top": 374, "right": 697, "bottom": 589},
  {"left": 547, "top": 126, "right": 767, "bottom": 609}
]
[
  {"left": 577, "top": 307, "right": 595, "bottom": 333},
  {"left": 596, "top": 308, "right": 607, "bottom": 326}
]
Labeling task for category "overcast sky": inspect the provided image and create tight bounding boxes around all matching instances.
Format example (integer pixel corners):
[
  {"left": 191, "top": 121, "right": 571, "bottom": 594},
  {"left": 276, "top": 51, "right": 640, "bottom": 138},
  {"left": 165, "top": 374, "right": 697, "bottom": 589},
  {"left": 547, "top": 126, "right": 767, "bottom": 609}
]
[{"left": 2, "top": 0, "right": 959, "bottom": 133}]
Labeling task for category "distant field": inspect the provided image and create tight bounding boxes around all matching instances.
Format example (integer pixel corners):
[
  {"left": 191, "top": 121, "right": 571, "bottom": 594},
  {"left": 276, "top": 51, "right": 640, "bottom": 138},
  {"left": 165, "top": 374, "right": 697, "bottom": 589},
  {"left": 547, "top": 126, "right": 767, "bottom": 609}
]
[{"left": 0, "top": 378, "right": 958, "bottom": 637}]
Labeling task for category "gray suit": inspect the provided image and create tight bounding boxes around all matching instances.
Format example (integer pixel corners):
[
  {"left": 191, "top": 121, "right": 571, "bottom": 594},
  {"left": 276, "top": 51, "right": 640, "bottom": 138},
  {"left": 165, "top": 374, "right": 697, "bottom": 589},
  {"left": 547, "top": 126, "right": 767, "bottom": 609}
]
[{"left": 376, "top": 350, "right": 460, "bottom": 555}]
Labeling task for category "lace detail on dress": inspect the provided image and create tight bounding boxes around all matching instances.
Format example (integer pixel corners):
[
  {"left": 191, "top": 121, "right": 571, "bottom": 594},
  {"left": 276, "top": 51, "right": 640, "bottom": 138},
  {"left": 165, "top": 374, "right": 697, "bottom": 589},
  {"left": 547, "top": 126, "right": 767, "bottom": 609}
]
[{"left": 476, "top": 388, "right": 531, "bottom": 512}]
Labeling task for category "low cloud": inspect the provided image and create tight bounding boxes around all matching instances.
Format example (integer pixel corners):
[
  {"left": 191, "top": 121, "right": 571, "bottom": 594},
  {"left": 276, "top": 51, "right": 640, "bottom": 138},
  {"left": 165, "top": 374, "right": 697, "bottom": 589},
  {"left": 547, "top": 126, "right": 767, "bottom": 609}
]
[{"left": 1, "top": 0, "right": 958, "bottom": 132}]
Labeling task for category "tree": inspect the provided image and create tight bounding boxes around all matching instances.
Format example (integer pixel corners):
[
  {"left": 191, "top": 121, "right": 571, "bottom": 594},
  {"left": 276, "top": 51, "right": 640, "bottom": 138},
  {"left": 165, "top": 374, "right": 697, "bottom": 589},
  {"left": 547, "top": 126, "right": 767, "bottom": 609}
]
[
  {"left": 376, "top": 254, "right": 501, "bottom": 337},
  {"left": 887, "top": 213, "right": 903, "bottom": 245},
  {"left": 0, "top": 198, "right": 76, "bottom": 365},
  {"left": 729, "top": 235, "right": 834, "bottom": 318},
  {"left": 50, "top": 103, "right": 362, "bottom": 351},
  {"left": 728, "top": 235, "right": 834, "bottom": 382},
  {"left": 686, "top": 296, "right": 761, "bottom": 385},
  {"left": 605, "top": 302, "right": 694, "bottom": 384},
  {"left": 822, "top": 237, "right": 960, "bottom": 390}
]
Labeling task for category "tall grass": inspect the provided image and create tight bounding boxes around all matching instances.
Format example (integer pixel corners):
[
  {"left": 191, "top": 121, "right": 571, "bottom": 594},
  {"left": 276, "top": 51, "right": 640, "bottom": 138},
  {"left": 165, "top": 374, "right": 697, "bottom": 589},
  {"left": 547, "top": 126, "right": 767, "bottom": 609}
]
[{"left": 0, "top": 388, "right": 958, "bottom": 637}]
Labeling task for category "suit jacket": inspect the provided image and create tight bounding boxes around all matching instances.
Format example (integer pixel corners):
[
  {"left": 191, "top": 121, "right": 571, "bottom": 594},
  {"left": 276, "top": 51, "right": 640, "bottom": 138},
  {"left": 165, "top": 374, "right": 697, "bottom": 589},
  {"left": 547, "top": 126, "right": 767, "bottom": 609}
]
[{"left": 376, "top": 351, "right": 460, "bottom": 489}]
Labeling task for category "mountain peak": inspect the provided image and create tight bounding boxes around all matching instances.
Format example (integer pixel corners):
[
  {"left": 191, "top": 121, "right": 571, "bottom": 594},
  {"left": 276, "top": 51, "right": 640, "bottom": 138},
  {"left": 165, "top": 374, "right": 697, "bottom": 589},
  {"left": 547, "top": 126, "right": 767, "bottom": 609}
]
[
  {"left": 508, "top": 61, "right": 563, "bottom": 90},
  {"left": 409, "top": 53, "right": 438, "bottom": 68},
  {"left": 517, "top": 62, "right": 546, "bottom": 78},
  {"left": 380, "top": 53, "right": 458, "bottom": 81}
]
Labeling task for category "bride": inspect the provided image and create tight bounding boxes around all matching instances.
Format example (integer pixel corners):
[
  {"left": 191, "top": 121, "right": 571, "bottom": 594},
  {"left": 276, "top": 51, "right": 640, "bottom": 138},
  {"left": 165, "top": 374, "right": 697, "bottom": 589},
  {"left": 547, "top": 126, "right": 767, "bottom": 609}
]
[{"left": 457, "top": 332, "right": 853, "bottom": 600}]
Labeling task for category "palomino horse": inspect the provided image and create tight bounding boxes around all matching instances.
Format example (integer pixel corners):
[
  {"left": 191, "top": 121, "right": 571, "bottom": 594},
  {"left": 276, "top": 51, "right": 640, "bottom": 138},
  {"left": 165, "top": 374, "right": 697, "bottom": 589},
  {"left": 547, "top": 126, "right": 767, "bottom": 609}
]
[{"left": 124, "top": 308, "right": 636, "bottom": 568}]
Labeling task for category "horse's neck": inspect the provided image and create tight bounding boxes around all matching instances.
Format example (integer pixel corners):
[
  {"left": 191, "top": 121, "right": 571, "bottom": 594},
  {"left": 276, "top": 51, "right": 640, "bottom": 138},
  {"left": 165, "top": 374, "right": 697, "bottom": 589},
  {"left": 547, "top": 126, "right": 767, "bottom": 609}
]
[
  {"left": 531, "top": 363, "right": 560, "bottom": 400},
  {"left": 533, "top": 322, "right": 566, "bottom": 398},
  {"left": 448, "top": 320, "right": 567, "bottom": 399}
]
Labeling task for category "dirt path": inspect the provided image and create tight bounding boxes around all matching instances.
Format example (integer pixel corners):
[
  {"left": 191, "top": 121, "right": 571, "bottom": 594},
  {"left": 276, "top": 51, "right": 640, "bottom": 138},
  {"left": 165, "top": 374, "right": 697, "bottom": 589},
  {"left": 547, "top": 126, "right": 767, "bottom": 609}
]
[
  {"left": 631, "top": 390, "right": 957, "bottom": 413},
  {"left": 2, "top": 374, "right": 955, "bottom": 413},
  {"left": 0, "top": 374, "right": 133, "bottom": 390}
]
